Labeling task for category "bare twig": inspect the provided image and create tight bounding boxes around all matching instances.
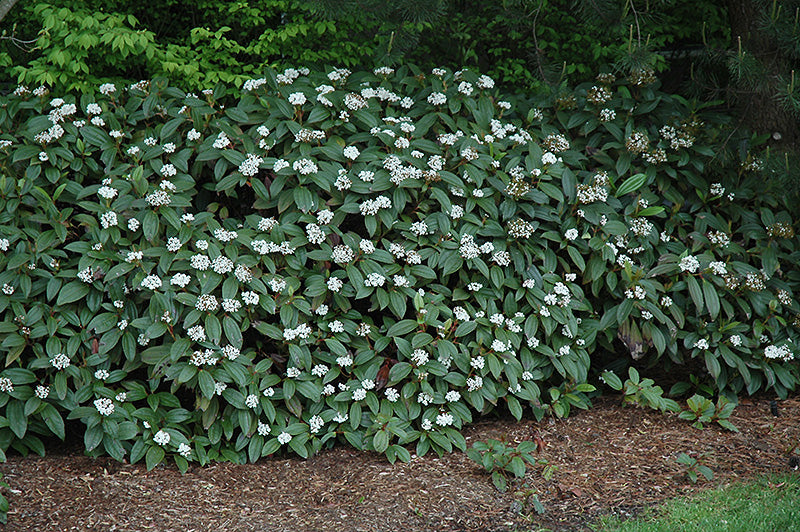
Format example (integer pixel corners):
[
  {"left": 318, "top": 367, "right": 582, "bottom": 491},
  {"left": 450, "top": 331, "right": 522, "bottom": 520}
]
[
  {"left": 529, "top": 0, "right": 548, "bottom": 84},
  {"left": 628, "top": 0, "right": 642, "bottom": 45},
  {"left": 0, "top": 30, "right": 38, "bottom": 52}
]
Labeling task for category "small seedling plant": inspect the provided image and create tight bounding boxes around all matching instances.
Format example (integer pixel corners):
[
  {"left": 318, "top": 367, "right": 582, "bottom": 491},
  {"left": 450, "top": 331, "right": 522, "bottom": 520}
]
[
  {"left": 467, "top": 438, "right": 542, "bottom": 492},
  {"left": 601, "top": 368, "right": 680, "bottom": 413},
  {"left": 679, "top": 394, "right": 739, "bottom": 431},
  {"left": 675, "top": 451, "right": 714, "bottom": 483}
]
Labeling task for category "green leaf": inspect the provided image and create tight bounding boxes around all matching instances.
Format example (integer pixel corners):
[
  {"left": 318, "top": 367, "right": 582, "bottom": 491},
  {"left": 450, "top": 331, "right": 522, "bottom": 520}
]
[
  {"left": 615, "top": 152, "right": 631, "bottom": 177},
  {"left": 704, "top": 351, "right": 721, "bottom": 380},
  {"left": 491, "top": 471, "right": 508, "bottom": 492},
  {"left": 702, "top": 280, "right": 720, "bottom": 319},
  {"left": 716, "top": 419, "right": 739, "bottom": 432},
  {"left": 146, "top": 445, "right": 166, "bottom": 470},
  {"left": 567, "top": 245, "right": 585, "bottom": 271},
  {"left": 455, "top": 320, "right": 477, "bottom": 337},
  {"left": 81, "top": 126, "right": 113, "bottom": 148},
  {"left": 388, "top": 362, "right": 412, "bottom": 383},
  {"left": 142, "top": 210, "right": 159, "bottom": 242},
  {"left": 84, "top": 423, "right": 103, "bottom": 452},
  {"left": 223, "top": 316, "right": 243, "bottom": 347},
  {"left": 687, "top": 276, "right": 704, "bottom": 313},
  {"left": 56, "top": 281, "right": 90, "bottom": 306},
  {"left": 510, "top": 456, "right": 527, "bottom": 478},
  {"left": 324, "top": 338, "right": 348, "bottom": 357},
  {"left": 387, "top": 320, "right": 417, "bottom": 337},
  {"left": 373, "top": 430, "right": 389, "bottom": 453},
  {"left": 293, "top": 187, "right": 316, "bottom": 213},
  {"left": 198, "top": 370, "right": 216, "bottom": 399},
  {"left": 205, "top": 314, "right": 222, "bottom": 343},
  {"left": 600, "top": 370, "right": 623, "bottom": 390},
  {"left": 42, "top": 404, "right": 65, "bottom": 440},
  {"left": 615, "top": 173, "right": 647, "bottom": 197},
  {"left": 507, "top": 396, "right": 523, "bottom": 421},
  {"left": 7, "top": 400, "right": 27, "bottom": 439},
  {"left": 637, "top": 206, "right": 664, "bottom": 216}
]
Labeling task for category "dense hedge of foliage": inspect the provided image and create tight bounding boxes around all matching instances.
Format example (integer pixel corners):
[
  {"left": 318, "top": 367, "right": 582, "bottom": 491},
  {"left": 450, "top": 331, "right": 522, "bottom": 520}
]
[{"left": 0, "top": 66, "right": 798, "bottom": 468}]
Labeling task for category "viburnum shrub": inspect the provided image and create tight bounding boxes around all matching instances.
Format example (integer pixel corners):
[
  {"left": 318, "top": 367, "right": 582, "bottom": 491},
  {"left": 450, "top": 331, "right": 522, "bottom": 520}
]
[{"left": 0, "top": 65, "right": 798, "bottom": 470}]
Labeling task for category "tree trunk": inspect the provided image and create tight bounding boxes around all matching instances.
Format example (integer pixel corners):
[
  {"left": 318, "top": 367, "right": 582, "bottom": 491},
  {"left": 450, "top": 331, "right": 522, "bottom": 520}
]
[
  {"left": 0, "top": 0, "right": 21, "bottom": 24},
  {"left": 726, "top": 0, "right": 799, "bottom": 148}
]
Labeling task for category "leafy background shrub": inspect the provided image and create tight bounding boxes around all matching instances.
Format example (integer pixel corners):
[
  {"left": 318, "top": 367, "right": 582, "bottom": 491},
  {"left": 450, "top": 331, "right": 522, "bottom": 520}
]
[
  {"left": 0, "top": 65, "right": 798, "bottom": 470},
  {"left": 1, "top": 0, "right": 729, "bottom": 93}
]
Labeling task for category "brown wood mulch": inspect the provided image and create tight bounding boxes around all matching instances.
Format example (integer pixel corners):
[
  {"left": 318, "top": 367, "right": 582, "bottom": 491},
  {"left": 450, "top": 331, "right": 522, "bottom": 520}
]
[{"left": 1, "top": 395, "right": 798, "bottom": 531}]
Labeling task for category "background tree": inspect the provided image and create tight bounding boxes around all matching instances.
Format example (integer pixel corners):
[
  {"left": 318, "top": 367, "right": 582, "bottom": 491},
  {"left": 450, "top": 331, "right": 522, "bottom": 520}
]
[{"left": 2, "top": 0, "right": 799, "bottom": 194}]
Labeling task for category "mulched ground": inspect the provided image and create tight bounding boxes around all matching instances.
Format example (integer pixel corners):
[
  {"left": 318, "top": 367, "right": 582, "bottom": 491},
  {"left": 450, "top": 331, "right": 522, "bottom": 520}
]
[{"left": 1, "top": 395, "right": 798, "bottom": 531}]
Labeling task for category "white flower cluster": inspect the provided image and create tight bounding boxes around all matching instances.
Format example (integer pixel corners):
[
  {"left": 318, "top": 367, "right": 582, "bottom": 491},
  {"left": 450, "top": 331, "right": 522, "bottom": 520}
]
[
  {"left": 709, "top": 261, "right": 727, "bottom": 275},
  {"left": 293, "top": 158, "right": 318, "bottom": 175},
  {"left": 625, "top": 285, "right": 647, "bottom": 300},
  {"left": 427, "top": 92, "right": 447, "bottom": 105},
  {"left": 576, "top": 172, "right": 609, "bottom": 204},
  {"left": 257, "top": 217, "right": 278, "bottom": 231},
  {"left": 659, "top": 125, "right": 695, "bottom": 150},
  {"left": 276, "top": 68, "right": 304, "bottom": 85},
  {"left": 288, "top": 92, "right": 307, "bottom": 105},
  {"left": 306, "top": 223, "right": 326, "bottom": 245},
  {"left": 359, "top": 195, "right": 392, "bottom": 216},
  {"left": 94, "top": 398, "right": 115, "bottom": 416},
  {"left": 145, "top": 190, "right": 172, "bottom": 207},
  {"left": 694, "top": 338, "right": 710, "bottom": 350},
  {"left": 212, "top": 132, "right": 231, "bottom": 149},
  {"left": 343, "top": 93, "right": 367, "bottom": 111},
  {"left": 268, "top": 277, "right": 286, "bottom": 293},
  {"left": 331, "top": 245, "right": 354, "bottom": 264},
  {"left": 186, "top": 325, "right": 206, "bottom": 342},
  {"left": 190, "top": 349, "right": 218, "bottom": 366},
  {"left": 460, "top": 233, "right": 494, "bottom": 260},
  {"left": 364, "top": 273, "right": 385, "bottom": 287},
  {"left": 50, "top": 353, "right": 71, "bottom": 370},
  {"left": 543, "top": 134, "right": 570, "bottom": 153},
  {"left": 239, "top": 154, "right": 263, "bottom": 176},
  {"left": 679, "top": 255, "right": 700, "bottom": 274},
  {"left": 625, "top": 131, "right": 649, "bottom": 156},
  {"left": 196, "top": 294, "right": 219, "bottom": 311},
  {"left": 211, "top": 256, "right": 234, "bottom": 274},
  {"left": 243, "top": 78, "right": 267, "bottom": 91},
  {"left": 141, "top": 275, "right": 162, "bottom": 290},
  {"left": 777, "top": 289, "right": 792, "bottom": 306},
  {"left": 251, "top": 240, "right": 296, "bottom": 256},
  {"left": 153, "top": 430, "right": 170, "bottom": 445},
  {"left": 492, "top": 250, "right": 511, "bottom": 266},
  {"left": 284, "top": 324, "right": 312, "bottom": 341},
  {"left": 764, "top": 344, "right": 794, "bottom": 361},
  {"left": 629, "top": 218, "right": 654, "bottom": 237},
  {"left": 234, "top": 264, "right": 252, "bottom": 282},
  {"left": 707, "top": 231, "right": 730, "bottom": 247},
  {"left": 343, "top": 146, "right": 360, "bottom": 160},
  {"left": 476, "top": 75, "right": 494, "bottom": 88},
  {"left": 599, "top": 108, "right": 616, "bottom": 121},
  {"left": 295, "top": 128, "right": 326, "bottom": 143}
]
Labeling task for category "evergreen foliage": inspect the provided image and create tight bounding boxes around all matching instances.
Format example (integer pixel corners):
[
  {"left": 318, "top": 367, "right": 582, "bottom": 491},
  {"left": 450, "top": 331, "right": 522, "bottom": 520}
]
[{"left": 0, "top": 66, "right": 797, "bottom": 469}]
